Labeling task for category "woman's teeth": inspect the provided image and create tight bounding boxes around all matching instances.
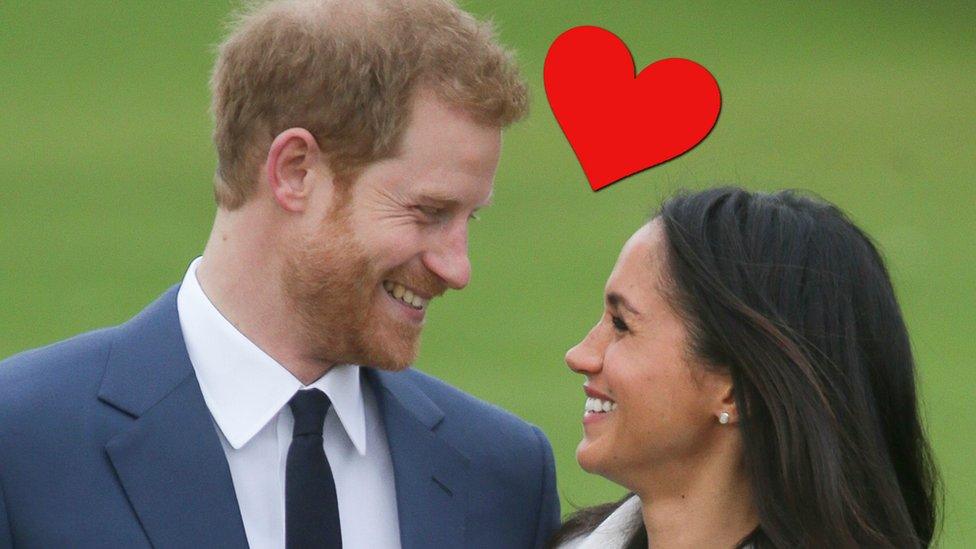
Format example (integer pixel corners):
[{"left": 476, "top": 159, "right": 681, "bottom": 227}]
[
  {"left": 585, "top": 397, "right": 617, "bottom": 414},
  {"left": 383, "top": 281, "right": 428, "bottom": 309}
]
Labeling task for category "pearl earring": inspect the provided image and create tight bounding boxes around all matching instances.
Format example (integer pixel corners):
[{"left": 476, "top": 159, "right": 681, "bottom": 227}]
[{"left": 718, "top": 412, "right": 730, "bottom": 424}]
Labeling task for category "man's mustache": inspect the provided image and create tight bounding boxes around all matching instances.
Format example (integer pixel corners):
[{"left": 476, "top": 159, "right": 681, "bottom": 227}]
[{"left": 382, "top": 268, "right": 447, "bottom": 300}]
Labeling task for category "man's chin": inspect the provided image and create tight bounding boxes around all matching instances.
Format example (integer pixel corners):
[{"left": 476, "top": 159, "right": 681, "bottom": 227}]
[
  {"left": 304, "top": 319, "right": 421, "bottom": 371},
  {"left": 354, "top": 332, "right": 421, "bottom": 372},
  {"left": 357, "top": 351, "right": 417, "bottom": 372},
  {"left": 372, "top": 360, "right": 415, "bottom": 372}
]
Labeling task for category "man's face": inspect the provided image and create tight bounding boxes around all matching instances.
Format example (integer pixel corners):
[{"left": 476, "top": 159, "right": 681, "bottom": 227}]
[{"left": 283, "top": 90, "right": 501, "bottom": 370}]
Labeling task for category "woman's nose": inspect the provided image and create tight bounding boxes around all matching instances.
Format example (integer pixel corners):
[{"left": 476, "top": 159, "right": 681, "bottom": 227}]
[{"left": 565, "top": 325, "right": 603, "bottom": 375}]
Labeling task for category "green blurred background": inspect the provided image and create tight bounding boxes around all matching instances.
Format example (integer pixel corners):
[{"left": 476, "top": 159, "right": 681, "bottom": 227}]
[{"left": 1, "top": 1, "right": 973, "bottom": 545}]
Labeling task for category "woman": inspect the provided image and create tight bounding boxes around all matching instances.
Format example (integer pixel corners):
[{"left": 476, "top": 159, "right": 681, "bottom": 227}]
[{"left": 551, "top": 188, "right": 940, "bottom": 548}]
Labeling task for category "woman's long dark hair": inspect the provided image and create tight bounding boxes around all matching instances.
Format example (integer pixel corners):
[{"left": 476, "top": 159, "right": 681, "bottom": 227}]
[{"left": 550, "top": 188, "right": 940, "bottom": 548}]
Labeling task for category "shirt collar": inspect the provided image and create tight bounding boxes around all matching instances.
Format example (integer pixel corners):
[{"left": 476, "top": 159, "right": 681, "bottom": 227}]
[
  {"left": 576, "top": 495, "right": 643, "bottom": 548},
  {"left": 176, "top": 257, "right": 367, "bottom": 455}
]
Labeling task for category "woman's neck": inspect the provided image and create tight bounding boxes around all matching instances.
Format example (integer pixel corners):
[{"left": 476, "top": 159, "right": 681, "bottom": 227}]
[{"left": 633, "top": 439, "right": 758, "bottom": 548}]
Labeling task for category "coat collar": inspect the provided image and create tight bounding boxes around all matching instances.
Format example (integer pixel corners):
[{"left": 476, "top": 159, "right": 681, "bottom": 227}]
[
  {"left": 366, "top": 368, "right": 470, "bottom": 549},
  {"left": 98, "top": 285, "right": 197, "bottom": 417},
  {"left": 99, "top": 284, "right": 249, "bottom": 547}
]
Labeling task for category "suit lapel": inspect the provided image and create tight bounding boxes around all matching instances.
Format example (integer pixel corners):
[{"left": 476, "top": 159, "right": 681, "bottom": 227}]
[
  {"left": 367, "top": 369, "right": 470, "bottom": 549},
  {"left": 99, "top": 286, "right": 248, "bottom": 548}
]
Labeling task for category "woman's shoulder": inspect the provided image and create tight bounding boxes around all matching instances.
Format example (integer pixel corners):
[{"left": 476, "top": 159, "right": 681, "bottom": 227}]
[{"left": 555, "top": 495, "right": 643, "bottom": 549}]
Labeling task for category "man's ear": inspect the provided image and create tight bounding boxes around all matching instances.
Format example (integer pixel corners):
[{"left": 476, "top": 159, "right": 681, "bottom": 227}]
[{"left": 265, "top": 128, "right": 325, "bottom": 213}]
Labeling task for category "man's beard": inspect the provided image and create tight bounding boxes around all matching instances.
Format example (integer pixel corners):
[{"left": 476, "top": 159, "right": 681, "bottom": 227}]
[{"left": 281, "top": 209, "right": 423, "bottom": 371}]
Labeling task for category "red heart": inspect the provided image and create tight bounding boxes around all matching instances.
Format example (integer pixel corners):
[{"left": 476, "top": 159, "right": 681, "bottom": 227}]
[{"left": 544, "top": 26, "right": 722, "bottom": 191}]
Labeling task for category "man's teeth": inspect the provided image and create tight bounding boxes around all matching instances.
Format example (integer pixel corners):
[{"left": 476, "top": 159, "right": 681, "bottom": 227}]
[
  {"left": 585, "top": 397, "right": 618, "bottom": 413},
  {"left": 383, "top": 281, "right": 428, "bottom": 309}
]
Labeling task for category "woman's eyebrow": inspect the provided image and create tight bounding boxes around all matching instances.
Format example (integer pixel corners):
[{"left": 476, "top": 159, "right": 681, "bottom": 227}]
[{"left": 606, "top": 292, "right": 642, "bottom": 317}]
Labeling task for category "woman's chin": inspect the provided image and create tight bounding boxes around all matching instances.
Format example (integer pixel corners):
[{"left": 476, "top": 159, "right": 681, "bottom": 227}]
[{"left": 575, "top": 438, "right": 606, "bottom": 475}]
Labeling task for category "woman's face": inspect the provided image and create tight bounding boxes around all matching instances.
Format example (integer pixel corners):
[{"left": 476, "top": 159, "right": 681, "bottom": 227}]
[{"left": 565, "top": 220, "right": 731, "bottom": 487}]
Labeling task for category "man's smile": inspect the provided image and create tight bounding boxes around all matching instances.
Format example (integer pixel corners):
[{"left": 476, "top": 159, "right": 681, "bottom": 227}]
[{"left": 382, "top": 280, "right": 430, "bottom": 310}]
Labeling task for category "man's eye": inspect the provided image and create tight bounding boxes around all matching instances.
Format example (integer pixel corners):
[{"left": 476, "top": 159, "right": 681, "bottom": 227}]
[
  {"left": 611, "top": 315, "right": 629, "bottom": 333},
  {"left": 414, "top": 206, "right": 442, "bottom": 218}
]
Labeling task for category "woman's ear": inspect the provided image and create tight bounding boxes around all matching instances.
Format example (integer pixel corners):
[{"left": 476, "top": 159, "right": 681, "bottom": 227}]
[
  {"left": 713, "top": 375, "right": 739, "bottom": 425},
  {"left": 265, "top": 127, "right": 325, "bottom": 213}
]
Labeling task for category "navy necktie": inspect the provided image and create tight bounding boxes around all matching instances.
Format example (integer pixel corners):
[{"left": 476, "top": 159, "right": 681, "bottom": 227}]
[{"left": 286, "top": 389, "right": 342, "bottom": 549}]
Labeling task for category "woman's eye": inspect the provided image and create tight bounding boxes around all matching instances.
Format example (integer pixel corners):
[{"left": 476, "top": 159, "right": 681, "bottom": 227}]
[{"left": 611, "top": 315, "right": 629, "bottom": 333}]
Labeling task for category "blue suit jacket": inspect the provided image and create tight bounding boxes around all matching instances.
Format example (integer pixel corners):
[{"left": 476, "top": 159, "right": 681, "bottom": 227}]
[{"left": 0, "top": 286, "right": 560, "bottom": 548}]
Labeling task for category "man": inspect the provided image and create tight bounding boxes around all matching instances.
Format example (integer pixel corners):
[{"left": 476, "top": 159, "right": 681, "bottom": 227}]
[{"left": 0, "top": 1, "right": 560, "bottom": 547}]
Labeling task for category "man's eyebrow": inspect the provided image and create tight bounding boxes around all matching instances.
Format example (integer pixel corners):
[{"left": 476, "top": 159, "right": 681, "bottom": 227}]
[{"left": 606, "top": 292, "right": 642, "bottom": 317}]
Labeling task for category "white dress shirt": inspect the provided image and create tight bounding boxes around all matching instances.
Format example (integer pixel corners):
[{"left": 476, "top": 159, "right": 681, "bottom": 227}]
[
  {"left": 558, "top": 496, "right": 642, "bottom": 549},
  {"left": 176, "top": 257, "right": 401, "bottom": 549},
  {"left": 559, "top": 495, "right": 756, "bottom": 549}
]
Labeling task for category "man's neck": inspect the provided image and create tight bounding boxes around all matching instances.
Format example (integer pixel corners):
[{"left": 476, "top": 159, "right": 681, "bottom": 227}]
[{"left": 195, "top": 209, "right": 336, "bottom": 385}]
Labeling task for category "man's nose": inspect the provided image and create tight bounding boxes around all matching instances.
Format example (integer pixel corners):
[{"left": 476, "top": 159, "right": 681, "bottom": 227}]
[{"left": 424, "top": 223, "right": 472, "bottom": 290}]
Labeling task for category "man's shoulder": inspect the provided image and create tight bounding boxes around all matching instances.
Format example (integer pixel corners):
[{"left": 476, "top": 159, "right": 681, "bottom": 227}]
[
  {"left": 0, "top": 326, "right": 118, "bottom": 414},
  {"left": 0, "top": 326, "right": 118, "bottom": 384},
  {"left": 398, "top": 368, "right": 537, "bottom": 428},
  {"left": 0, "top": 284, "right": 181, "bottom": 413},
  {"left": 387, "top": 366, "right": 559, "bottom": 538},
  {"left": 392, "top": 368, "right": 551, "bottom": 461}
]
